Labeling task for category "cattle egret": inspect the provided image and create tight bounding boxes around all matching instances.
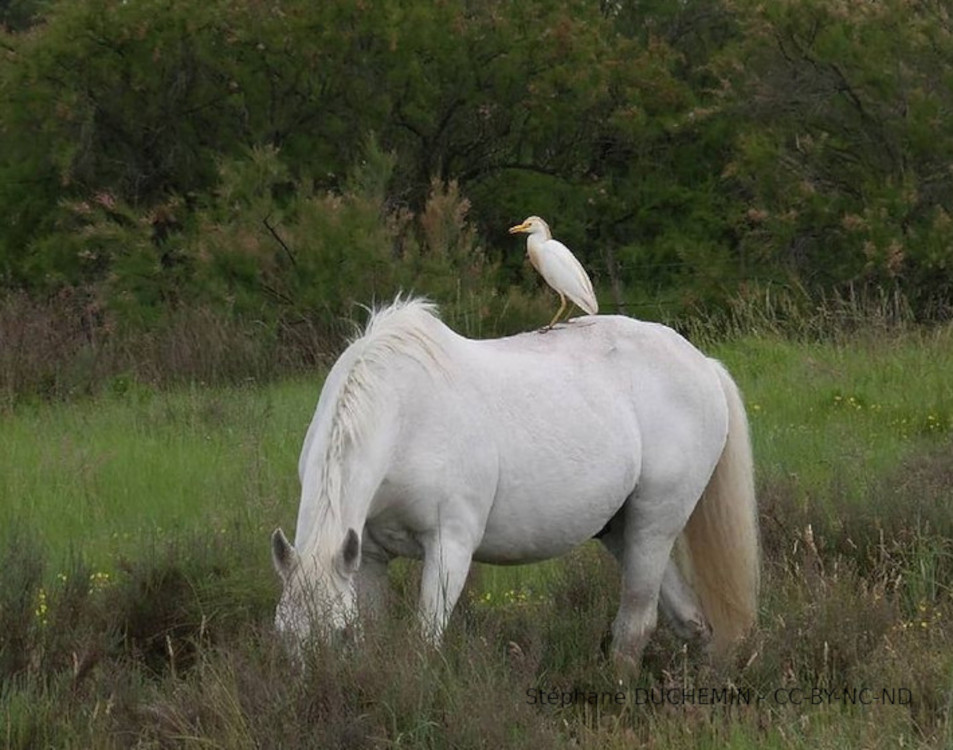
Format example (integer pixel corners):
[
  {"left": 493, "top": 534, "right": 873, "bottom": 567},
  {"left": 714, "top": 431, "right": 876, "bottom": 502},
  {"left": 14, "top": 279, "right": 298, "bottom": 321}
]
[{"left": 509, "top": 215, "right": 598, "bottom": 330}]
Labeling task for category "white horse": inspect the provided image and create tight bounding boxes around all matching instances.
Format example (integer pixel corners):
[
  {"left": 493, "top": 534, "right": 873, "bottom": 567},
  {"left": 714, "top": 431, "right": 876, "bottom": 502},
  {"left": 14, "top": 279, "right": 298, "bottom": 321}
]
[{"left": 271, "top": 297, "right": 759, "bottom": 674}]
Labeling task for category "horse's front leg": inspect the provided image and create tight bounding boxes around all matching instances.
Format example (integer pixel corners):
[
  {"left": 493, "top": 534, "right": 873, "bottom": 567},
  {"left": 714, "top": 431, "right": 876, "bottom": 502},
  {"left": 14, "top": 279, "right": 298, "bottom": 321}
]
[
  {"left": 418, "top": 524, "right": 477, "bottom": 645},
  {"left": 355, "top": 548, "right": 391, "bottom": 624}
]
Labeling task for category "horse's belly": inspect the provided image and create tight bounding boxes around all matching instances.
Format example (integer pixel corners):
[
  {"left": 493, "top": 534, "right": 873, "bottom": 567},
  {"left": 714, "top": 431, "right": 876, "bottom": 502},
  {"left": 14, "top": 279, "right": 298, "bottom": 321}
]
[{"left": 475, "top": 460, "right": 636, "bottom": 564}]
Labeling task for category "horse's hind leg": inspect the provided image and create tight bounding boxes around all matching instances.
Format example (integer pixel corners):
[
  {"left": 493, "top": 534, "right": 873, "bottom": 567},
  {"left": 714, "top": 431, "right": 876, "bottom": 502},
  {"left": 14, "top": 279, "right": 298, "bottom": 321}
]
[
  {"left": 598, "top": 516, "right": 711, "bottom": 650},
  {"left": 609, "top": 479, "right": 709, "bottom": 677},
  {"left": 659, "top": 556, "right": 712, "bottom": 646},
  {"left": 609, "top": 532, "right": 671, "bottom": 675}
]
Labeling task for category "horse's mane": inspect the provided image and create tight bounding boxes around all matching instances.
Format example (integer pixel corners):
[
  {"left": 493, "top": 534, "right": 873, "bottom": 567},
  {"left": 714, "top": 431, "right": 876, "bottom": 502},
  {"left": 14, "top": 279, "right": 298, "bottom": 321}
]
[
  {"left": 356, "top": 295, "right": 448, "bottom": 374},
  {"left": 331, "top": 296, "right": 448, "bottom": 450},
  {"left": 305, "top": 296, "right": 448, "bottom": 550}
]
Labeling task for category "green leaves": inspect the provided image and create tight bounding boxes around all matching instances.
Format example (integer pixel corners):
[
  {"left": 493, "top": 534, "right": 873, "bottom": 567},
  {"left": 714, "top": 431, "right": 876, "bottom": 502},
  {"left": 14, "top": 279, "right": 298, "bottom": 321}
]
[
  {"left": 2, "top": 0, "right": 952, "bottom": 326},
  {"left": 723, "top": 0, "right": 953, "bottom": 309}
]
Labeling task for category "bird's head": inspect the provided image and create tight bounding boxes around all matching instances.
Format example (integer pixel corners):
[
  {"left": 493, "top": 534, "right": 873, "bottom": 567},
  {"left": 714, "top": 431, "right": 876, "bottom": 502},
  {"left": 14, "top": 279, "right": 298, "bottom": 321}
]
[{"left": 508, "top": 215, "right": 551, "bottom": 238}]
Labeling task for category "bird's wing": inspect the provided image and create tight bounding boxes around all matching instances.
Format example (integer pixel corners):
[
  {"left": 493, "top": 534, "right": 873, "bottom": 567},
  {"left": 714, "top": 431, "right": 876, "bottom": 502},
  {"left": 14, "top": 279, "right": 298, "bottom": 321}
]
[{"left": 538, "top": 239, "right": 599, "bottom": 315}]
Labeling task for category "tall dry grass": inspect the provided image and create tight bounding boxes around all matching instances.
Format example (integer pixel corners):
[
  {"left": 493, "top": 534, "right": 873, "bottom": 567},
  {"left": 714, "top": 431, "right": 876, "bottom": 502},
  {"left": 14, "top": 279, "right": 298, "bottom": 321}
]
[{"left": 0, "top": 290, "right": 329, "bottom": 409}]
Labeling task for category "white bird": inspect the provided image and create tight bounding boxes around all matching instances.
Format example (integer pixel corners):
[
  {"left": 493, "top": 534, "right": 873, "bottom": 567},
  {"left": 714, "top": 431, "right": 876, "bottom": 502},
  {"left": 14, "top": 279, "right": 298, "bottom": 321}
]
[{"left": 508, "top": 215, "right": 598, "bottom": 330}]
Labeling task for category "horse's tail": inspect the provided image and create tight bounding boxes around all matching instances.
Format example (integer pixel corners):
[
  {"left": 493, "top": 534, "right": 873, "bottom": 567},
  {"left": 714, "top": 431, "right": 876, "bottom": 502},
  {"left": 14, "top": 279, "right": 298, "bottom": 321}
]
[{"left": 679, "top": 360, "right": 760, "bottom": 655}]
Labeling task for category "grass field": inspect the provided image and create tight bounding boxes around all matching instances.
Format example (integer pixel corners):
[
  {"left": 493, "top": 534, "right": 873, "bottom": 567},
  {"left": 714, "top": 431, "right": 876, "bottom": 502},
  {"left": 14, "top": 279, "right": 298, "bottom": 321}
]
[{"left": 2, "top": 324, "right": 952, "bottom": 748}]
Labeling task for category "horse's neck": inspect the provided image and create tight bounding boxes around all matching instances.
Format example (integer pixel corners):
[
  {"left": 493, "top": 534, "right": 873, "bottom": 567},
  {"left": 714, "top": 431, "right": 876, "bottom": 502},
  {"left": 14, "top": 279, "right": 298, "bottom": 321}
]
[
  {"left": 297, "top": 400, "right": 396, "bottom": 555},
  {"left": 296, "top": 302, "right": 447, "bottom": 555}
]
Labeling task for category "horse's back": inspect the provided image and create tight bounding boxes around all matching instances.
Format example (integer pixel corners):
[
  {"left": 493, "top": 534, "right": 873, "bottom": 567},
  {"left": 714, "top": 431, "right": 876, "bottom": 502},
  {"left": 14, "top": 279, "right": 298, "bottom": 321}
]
[{"left": 465, "top": 315, "right": 725, "bottom": 430}]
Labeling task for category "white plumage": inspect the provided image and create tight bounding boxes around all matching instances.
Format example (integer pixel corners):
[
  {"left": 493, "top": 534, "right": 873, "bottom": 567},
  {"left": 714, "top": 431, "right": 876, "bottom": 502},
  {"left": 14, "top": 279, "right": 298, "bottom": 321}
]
[{"left": 508, "top": 215, "right": 598, "bottom": 329}]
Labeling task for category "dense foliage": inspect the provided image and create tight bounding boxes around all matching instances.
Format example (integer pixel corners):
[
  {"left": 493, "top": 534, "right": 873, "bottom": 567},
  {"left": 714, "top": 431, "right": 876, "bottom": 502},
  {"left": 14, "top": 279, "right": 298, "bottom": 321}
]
[{"left": 2, "top": 0, "right": 952, "bottom": 340}]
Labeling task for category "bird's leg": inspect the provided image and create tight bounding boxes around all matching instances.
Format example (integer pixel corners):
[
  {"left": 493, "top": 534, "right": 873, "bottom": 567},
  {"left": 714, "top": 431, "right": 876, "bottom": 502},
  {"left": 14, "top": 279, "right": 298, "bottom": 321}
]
[{"left": 543, "top": 294, "right": 568, "bottom": 332}]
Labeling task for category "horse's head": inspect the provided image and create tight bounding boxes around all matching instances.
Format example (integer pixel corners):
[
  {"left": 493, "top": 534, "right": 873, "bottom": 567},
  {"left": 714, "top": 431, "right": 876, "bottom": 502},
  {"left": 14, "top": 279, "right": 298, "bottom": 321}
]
[{"left": 270, "top": 527, "right": 361, "bottom": 651}]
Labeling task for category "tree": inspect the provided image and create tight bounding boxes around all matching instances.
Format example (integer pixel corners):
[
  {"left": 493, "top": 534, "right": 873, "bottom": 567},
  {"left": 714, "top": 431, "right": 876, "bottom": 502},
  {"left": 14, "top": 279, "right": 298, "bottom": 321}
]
[{"left": 721, "top": 0, "right": 953, "bottom": 312}]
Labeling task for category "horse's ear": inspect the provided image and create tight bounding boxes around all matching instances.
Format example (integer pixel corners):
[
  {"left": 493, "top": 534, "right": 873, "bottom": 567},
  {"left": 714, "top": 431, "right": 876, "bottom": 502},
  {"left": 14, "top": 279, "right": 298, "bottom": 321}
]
[
  {"left": 340, "top": 528, "right": 361, "bottom": 574},
  {"left": 271, "top": 528, "right": 297, "bottom": 581}
]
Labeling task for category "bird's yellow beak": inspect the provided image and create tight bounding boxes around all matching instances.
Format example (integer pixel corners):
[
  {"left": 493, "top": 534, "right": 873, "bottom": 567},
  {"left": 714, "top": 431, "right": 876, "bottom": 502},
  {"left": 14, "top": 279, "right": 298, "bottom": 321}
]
[{"left": 508, "top": 221, "right": 529, "bottom": 235}]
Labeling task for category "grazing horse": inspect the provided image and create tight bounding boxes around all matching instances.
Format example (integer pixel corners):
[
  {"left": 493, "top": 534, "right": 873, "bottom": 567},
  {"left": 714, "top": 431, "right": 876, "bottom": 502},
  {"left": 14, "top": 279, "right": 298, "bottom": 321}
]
[{"left": 271, "top": 297, "right": 759, "bottom": 673}]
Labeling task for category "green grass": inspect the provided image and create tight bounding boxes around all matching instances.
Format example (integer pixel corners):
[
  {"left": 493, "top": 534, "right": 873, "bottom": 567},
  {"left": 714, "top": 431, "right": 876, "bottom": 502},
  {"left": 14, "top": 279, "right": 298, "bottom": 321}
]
[
  {"left": 2, "top": 326, "right": 953, "bottom": 748},
  {"left": 0, "top": 379, "right": 318, "bottom": 571},
  {"left": 714, "top": 327, "right": 953, "bottom": 495}
]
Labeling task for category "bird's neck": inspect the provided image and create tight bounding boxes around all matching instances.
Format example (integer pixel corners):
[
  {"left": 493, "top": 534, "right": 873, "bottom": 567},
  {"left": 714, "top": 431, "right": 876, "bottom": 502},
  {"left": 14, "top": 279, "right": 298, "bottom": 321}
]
[{"left": 526, "top": 229, "right": 549, "bottom": 254}]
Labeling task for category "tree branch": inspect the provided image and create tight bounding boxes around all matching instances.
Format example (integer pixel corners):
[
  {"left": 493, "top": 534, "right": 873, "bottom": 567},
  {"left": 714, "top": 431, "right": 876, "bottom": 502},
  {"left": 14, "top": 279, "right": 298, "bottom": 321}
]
[{"left": 263, "top": 214, "right": 296, "bottom": 267}]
